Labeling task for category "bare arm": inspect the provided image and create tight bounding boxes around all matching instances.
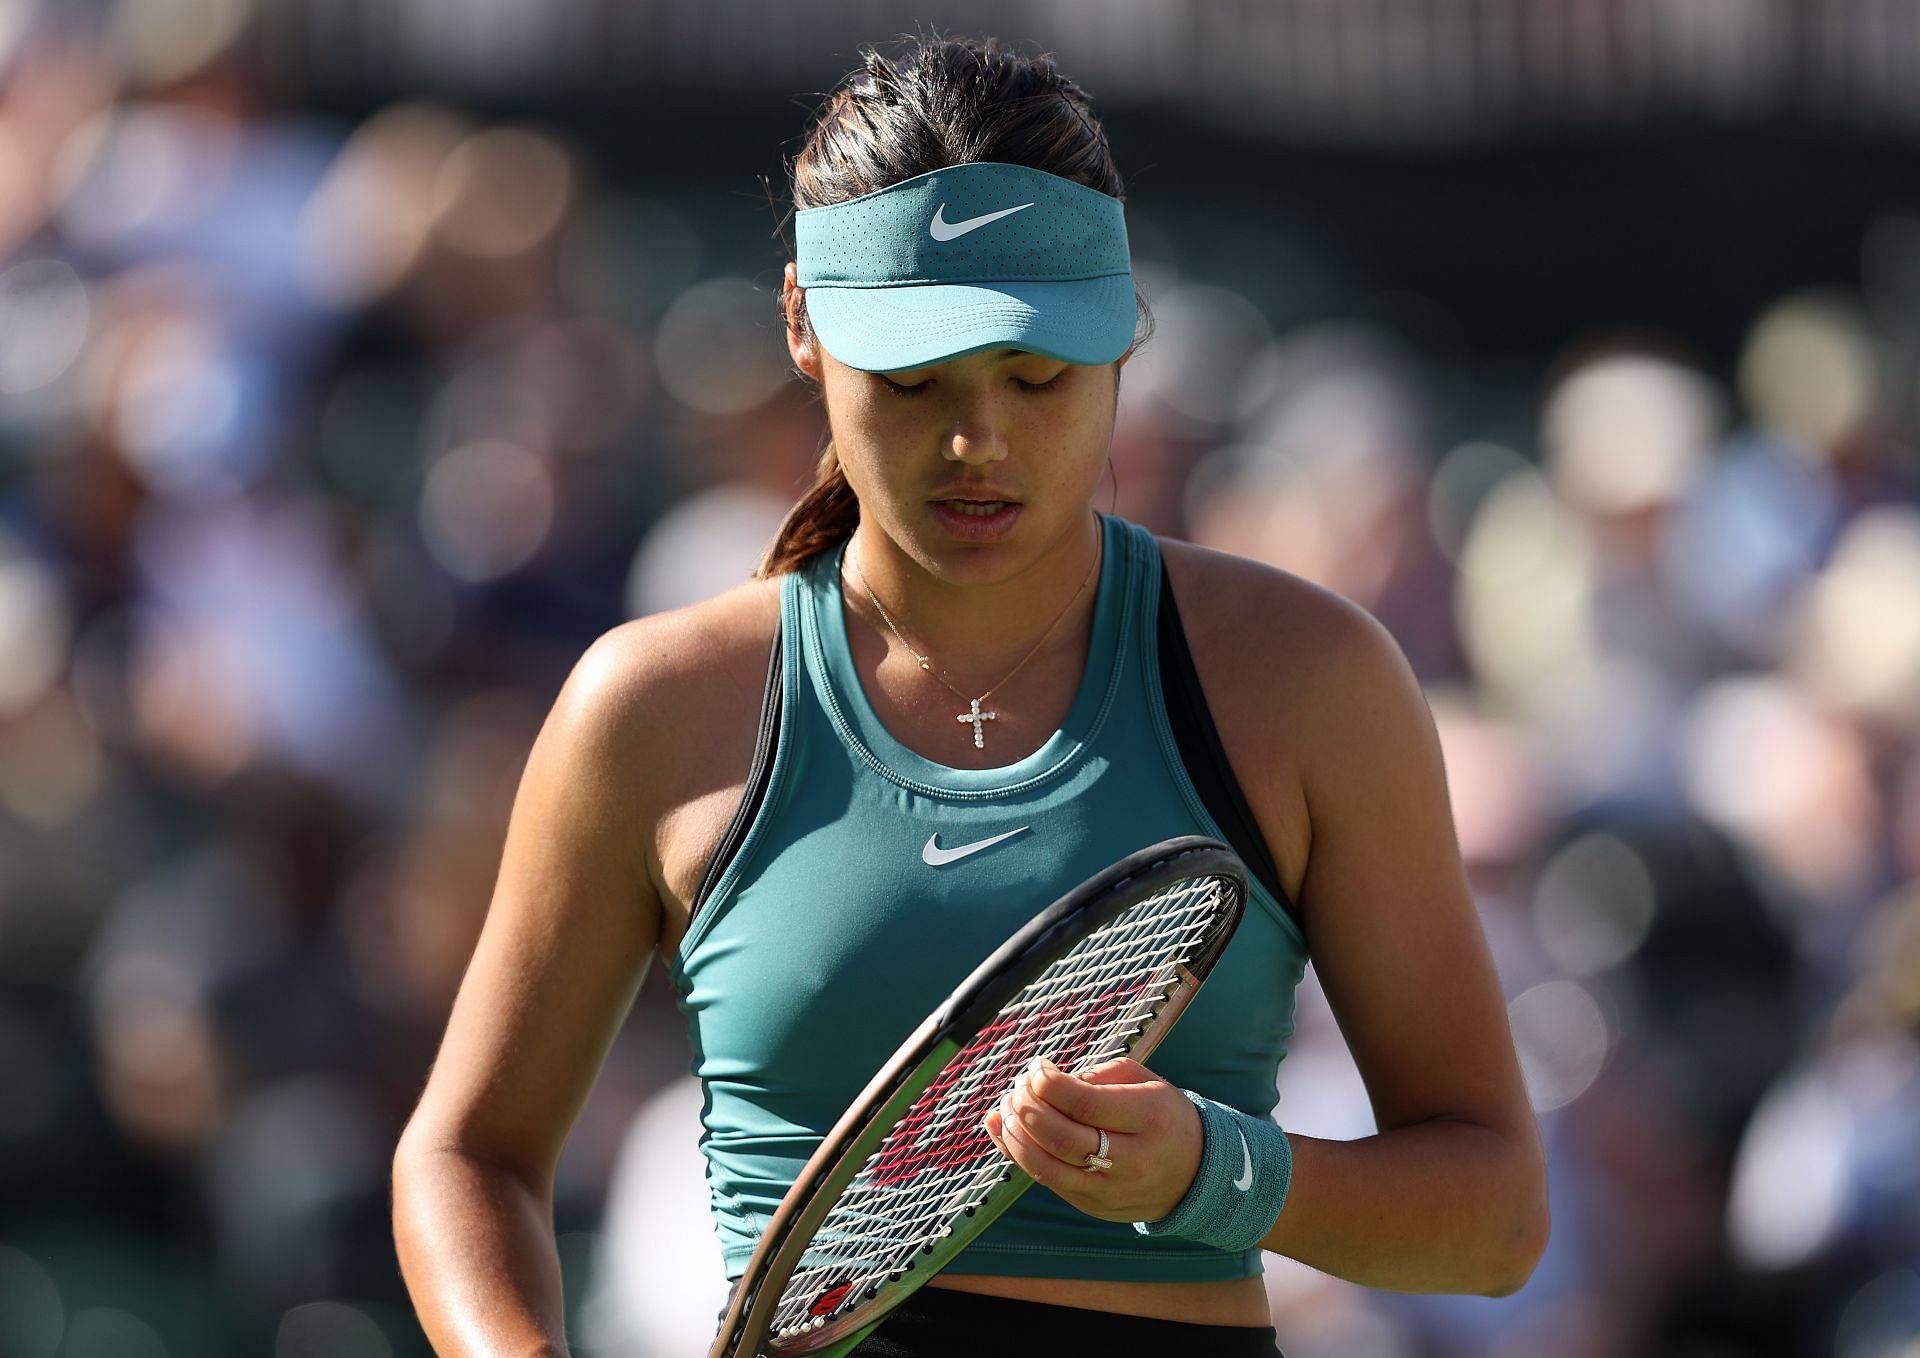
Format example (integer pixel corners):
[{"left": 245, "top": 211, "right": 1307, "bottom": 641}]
[
  {"left": 985, "top": 555, "right": 1547, "bottom": 1297},
  {"left": 392, "top": 629, "right": 664, "bottom": 1358},
  {"left": 1259, "top": 593, "right": 1548, "bottom": 1295}
]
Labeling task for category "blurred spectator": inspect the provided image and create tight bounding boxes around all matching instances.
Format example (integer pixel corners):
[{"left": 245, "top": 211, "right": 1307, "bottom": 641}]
[{"left": 0, "top": 9, "right": 1915, "bottom": 1357}]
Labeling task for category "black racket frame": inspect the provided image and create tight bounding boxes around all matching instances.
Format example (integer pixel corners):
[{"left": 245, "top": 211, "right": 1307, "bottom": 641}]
[{"left": 709, "top": 834, "right": 1249, "bottom": 1358}]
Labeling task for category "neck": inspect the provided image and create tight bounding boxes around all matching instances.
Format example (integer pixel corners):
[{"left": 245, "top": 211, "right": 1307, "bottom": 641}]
[{"left": 844, "top": 511, "right": 1105, "bottom": 691}]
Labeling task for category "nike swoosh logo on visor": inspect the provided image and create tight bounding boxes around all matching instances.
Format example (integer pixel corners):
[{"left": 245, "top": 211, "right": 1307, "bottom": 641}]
[
  {"left": 928, "top": 202, "right": 1036, "bottom": 241},
  {"left": 922, "top": 827, "right": 1030, "bottom": 866},
  {"left": 1233, "top": 1128, "right": 1254, "bottom": 1191}
]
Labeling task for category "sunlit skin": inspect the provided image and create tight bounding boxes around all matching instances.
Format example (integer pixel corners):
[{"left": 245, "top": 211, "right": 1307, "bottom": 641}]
[
  {"left": 782, "top": 261, "right": 1268, "bottom": 1320},
  {"left": 388, "top": 265, "right": 1546, "bottom": 1358},
  {"left": 782, "top": 260, "right": 1129, "bottom": 698}
]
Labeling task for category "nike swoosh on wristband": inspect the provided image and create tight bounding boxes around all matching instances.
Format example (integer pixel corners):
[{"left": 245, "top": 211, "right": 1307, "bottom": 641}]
[
  {"left": 929, "top": 202, "right": 1035, "bottom": 241},
  {"left": 1233, "top": 1128, "right": 1254, "bottom": 1191},
  {"left": 921, "top": 827, "right": 1030, "bottom": 866}
]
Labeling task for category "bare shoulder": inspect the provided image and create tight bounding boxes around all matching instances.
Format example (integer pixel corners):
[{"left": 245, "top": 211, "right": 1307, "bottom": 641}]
[
  {"left": 491, "top": 569, "right": 783, "bottom": 916},
  {"left": 572, "top": 573, "right": 783, "bottom": 720},
  {"left": 393, "top": 573, "right": 784, "bottom": 1176},
  {"left": 569, "top": 574, "right": 785, "bottom": 937},
  {"left": 1173, "top": 550, "right": 1549, "bottom": 1290},
  {"left": 565, "top": 570, "right": 784, "bottom": 840},
  {"left": 1154, "top": 534, "right": 1418, "bottom": 793}
]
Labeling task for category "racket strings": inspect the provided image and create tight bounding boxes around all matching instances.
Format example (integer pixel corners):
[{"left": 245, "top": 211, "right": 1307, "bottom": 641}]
[{"left": 767, "top": 874, "right": 1234, "bottom": 1342}]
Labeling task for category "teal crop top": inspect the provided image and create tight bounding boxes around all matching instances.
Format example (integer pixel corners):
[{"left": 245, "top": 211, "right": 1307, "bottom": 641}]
[{"left": 668, "top": 513, "right": 1312, "bottom": 1283}]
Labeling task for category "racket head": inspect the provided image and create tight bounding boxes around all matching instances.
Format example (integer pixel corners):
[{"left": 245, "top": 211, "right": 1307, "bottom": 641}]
[{"left": 709, "top": 835, "right": 1248, "bottom": 1358}]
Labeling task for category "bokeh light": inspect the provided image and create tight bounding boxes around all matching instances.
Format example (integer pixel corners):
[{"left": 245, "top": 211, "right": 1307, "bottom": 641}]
[
  {"left": 1508, "top": 979, "right": 1611, "bottom": 1113},
  {"left": 0, "top": 12, "right": 1915, "bottom": 1358},
  {"left": 1532, "top": 833, "right": 1659, "bottom": 977},
  {"left": 1791, "top": 506, "right": 1920, "bottom": 728},
  {"left": 1541, "top": 352, "right": 1721, "bottom": 517},
  {"left": 429, "top": 126, "right": 575, "bottom": 262},
  {"left": 625, "top": 483, "right": 792, "bottom": 617},
  {"left": 0, "top": 529, "right": 72, "bottom": 717},
  {"left": 62, "top": 1305, "right": 170, "bottom": 1358},
  {"left": 654, "top": 275, "right": 790, "bottom": 415},
  {"left": 1456, "top": 466, "right": 1597, "bottom": 704},
  {"left": 294, "top": 104, "right": 470, "bottom": 310},
  {"left": 108, "top": 0, "right": 253, "bottom": 88},
  {"left": 1738, "top": 290, "right": 1880, "bottom": 455},
  {"left": 274, "top": 1300, "right": 393, "bottom": 1358},
  {"left": 0, "top": 1245, "right": 63, "bottom": 1358},
  {"left": 0, "top": 257, "right": 91, "bottom": 407},
  {"left": 419, "top": 438, "right": 555, "bottom": 582}
]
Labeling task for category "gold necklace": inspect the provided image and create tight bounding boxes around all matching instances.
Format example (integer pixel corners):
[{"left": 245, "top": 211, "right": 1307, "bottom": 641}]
[{"left": 848, "top": 523, "right": 1102, "bottom": 750}]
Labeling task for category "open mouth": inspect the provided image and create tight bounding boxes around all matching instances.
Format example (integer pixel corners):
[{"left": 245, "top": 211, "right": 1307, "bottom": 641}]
[{"left": 930, "top": 498, "right": 1022, "bottom": 538}]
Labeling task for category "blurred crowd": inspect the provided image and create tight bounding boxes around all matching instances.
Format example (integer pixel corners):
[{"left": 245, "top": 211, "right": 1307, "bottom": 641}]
[{"left": 1, "top": 6, "right": 1918, "bottom": 1358}]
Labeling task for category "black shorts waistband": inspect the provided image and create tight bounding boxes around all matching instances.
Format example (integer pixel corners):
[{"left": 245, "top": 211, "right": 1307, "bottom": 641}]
[{"left": 844, "top": 1283, "right": 1285, "bottom": 1357}]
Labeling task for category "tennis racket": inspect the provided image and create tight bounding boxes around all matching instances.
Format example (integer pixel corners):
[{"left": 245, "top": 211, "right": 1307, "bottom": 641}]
[{"left": 708, "top": 834, "right": 1248, "bottom": 1358}]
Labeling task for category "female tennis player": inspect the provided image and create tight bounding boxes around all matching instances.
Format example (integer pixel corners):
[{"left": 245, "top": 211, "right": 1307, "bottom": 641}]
[{"left": 393, "top": 34, "right": 1548, "bottom": 1358}]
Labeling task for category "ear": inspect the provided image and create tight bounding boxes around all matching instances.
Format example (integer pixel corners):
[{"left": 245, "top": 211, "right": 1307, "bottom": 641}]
[{"left": 783, "top": 262, "right": 823, "bottom": 380}]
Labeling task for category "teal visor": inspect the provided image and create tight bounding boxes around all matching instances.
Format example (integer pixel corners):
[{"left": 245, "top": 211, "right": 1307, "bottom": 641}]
[{"left": 793, "top": 161, "right": 1134, "bottom": 372}]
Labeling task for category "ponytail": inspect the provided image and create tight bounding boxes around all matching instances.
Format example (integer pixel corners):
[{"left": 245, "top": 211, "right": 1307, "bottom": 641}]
[
  {"left": 756, "top": 439, "right": 858, "bottom": 578},
  {"left": 760, "top": 231, "right": 863, "bottom": 576}
]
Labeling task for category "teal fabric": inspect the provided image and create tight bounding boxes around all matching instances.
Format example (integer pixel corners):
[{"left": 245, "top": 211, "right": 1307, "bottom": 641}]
[
  {"left": 1133, "top": 1091, "right": 1294, "bottom": 1252},
  {"left": 792, "top": 161, "right": 1134, "bottom": 372},
  {"left": 670, "top": 513, "right": 1311, "bottom": 1283}
]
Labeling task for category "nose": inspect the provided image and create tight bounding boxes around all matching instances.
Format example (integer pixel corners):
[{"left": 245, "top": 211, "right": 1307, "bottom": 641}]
[{"left": 943, "top": 398, "right": 1010, "bottom": 465}]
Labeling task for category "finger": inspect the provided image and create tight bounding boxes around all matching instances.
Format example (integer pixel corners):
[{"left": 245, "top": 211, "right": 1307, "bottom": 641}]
[
  {"left": 982, "top": 1105, "right": 1009, "bottom": 1158},
  {"left": 998, "top": 1092, "right": 1101, "bottom": 1190},
  {"left": 995, "top": 1096, "right": 1160, "bottom": 1222},
  {"left": 982, "top": 1104, "right": 1034, "bottom": 1173},
  {"left": 997, "top": 1091, "right": 1086, "bottom": 1171},
  {"left": 1023, "top": 1057, "right": 1164, "bottom": 1133},
  {"left": 990, "top": 1094, "right": 1069, "bottom": 1186},
  {"left": 1074, "top": 1057, "right": 1157, "bottom": 1086},
  {"left": 1004, "top": 1088, "right": 1116, "bottom": 1170}
]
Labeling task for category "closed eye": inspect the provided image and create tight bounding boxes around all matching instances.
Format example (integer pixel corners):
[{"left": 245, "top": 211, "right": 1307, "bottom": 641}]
[{"left": 877, "top": 374, "right": 1065, "bottom": 396}]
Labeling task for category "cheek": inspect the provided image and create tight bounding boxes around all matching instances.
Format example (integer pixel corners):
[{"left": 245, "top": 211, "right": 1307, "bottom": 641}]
[
  {"left": 826, "top": 386, "right": 924, "bottom": 456},
  {"left": 818, "top": 401, "right": 900, "bottom": 498},
  {"left": 1042, "top": 395, "right": 1117, "bottom": 478}
]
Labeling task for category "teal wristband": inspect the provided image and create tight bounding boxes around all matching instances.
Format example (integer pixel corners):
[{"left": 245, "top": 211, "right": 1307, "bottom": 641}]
[{"left": 1132, "top": 1090, "right": 1292, "bottom": 1251}]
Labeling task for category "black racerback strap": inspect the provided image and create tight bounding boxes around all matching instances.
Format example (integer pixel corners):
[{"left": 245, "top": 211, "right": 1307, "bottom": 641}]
[
  {"left": 1155, "top": 565, "right": 1302, "bottom": 934},
  {"left": 691, "top": 629, "right": 785, "bottom": 919}
]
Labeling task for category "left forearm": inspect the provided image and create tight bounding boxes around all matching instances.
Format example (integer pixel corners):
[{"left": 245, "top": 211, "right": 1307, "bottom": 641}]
[{"left": 1261, "top": 1116, "right": 1547, "bottom": 1296}]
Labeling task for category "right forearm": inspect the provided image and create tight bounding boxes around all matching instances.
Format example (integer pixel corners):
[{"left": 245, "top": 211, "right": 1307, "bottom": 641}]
[{"left": 393, "top": 1147, "right": 571, "bottom": 1358}]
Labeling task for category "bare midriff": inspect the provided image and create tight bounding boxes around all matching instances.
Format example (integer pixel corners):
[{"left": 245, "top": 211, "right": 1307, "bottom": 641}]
[{"left": 925, "top": 1272, "right": 1271, "bottom": 1327}]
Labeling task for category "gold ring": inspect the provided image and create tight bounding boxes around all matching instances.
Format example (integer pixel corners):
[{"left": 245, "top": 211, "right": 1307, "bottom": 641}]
[{"left": 1082, "top": 1127, "right": 1112, "bottom": 1172}]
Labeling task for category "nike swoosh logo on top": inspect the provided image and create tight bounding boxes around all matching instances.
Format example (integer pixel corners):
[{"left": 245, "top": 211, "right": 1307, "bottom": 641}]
[
  {"left": 922, "top": 827, "right": 1030, "bottom": 866},
  {"left": 1233, "top": 1128, "right": 1254, "bottom": 1191},
  {"left": 929, "top": 201, "right": 1035, "bottom": 241}
]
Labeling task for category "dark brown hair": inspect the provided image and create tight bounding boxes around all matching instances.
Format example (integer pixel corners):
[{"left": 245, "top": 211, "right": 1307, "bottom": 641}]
[{"left": 758, "top": 33, "right": 1154, "bottom": 577}]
